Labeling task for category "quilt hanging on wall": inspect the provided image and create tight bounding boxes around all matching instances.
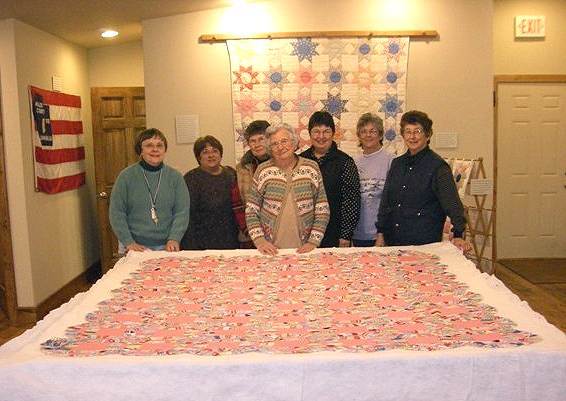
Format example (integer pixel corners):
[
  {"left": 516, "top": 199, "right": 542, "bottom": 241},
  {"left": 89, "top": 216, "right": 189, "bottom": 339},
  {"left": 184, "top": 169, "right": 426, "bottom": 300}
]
[
  {"left": 227, "top": 37, "right": 409, "bottom": 161},
  {"left": 29, "top": 86, "right": 86, "bottom": 194}
]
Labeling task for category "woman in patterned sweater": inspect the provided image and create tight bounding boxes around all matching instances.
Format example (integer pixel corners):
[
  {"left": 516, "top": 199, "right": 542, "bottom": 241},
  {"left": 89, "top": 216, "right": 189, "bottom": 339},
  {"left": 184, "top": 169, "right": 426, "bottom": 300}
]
[{"left": 245, "top": 124, "right": 330, "bottom": 256}]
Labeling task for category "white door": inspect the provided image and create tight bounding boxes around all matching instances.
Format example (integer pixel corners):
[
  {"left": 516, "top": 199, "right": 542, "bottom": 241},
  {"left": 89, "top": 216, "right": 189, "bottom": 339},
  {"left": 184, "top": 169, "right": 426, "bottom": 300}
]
[{"left": 497, "top": 82, "right": 566, "bottom": 258}]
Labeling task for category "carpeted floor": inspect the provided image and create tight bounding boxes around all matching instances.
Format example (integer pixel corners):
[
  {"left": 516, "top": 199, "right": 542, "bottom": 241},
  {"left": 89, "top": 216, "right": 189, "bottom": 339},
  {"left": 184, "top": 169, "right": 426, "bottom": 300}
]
[
  {"left": 495, "top": 259, "right": 566, "bottom": 332},
  {"left": 498, "top": 258, "right": 566, "bottom": 284},
  {"left": 539, "top": 283, "right": 566, "bottom": 305}
]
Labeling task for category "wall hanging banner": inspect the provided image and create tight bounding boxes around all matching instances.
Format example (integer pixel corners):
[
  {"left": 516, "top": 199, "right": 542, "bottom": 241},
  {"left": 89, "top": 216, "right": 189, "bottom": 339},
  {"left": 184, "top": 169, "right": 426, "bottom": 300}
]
[
  {"left": 227, "top": 37, "right": 409, "bottom": 160},
  {"left": 29, "top": 86, "right": 85, "bottom": 194}
]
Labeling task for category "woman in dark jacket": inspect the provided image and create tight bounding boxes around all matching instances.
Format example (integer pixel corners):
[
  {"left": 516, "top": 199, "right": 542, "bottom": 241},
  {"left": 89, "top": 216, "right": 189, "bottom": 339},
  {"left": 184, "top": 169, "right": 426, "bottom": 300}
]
[
  {"left": 375, "top": 110, "right": 470, "bottom": 251},
  {"left": 300, "top": 111, "right": 360, "bottom": 248}
]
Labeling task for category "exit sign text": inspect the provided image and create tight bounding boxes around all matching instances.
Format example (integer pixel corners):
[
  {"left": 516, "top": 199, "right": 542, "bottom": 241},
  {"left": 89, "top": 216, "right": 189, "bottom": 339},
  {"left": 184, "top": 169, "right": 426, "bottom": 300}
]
[{"left": 515, "top": 16, "right": 546, "bottom": 38}]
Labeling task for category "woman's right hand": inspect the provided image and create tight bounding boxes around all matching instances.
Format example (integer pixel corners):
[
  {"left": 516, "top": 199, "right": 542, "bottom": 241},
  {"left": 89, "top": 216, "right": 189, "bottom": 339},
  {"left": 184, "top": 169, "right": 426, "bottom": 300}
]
[
  {"left": 126, "top": 242, "right": 148, "bottom": 252},
  {"left": 255, "top": 238, "right": 279, "bottom": 256},
  {"left": 374, "top": 233, "right": 385, "bottom": 247}
]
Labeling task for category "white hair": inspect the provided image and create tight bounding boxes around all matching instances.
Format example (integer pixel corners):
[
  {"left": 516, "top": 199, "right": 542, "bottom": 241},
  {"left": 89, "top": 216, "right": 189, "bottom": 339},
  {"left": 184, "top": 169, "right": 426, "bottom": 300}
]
[{"left": 264, "top": 123, "right": 299, "bottom": 151}]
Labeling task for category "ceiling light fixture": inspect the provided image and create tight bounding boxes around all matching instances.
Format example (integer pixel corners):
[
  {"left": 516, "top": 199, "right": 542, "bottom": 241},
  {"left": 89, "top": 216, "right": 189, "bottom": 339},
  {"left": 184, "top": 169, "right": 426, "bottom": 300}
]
[{"left": 101, "top": 30, "right": 119, "bottom": 38}]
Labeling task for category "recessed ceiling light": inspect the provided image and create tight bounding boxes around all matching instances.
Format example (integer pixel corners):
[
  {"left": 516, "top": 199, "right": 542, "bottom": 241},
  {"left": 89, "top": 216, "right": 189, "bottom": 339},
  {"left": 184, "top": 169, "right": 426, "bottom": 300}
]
[{"left": 101, "top": 30, "right": 119, "bottom": 38}]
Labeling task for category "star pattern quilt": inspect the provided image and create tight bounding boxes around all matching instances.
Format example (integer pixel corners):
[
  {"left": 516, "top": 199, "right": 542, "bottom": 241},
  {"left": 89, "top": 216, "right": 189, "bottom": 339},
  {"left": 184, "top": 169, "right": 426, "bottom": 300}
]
[{"left": 227, "top": 37, "right": 409, "bottom": 160}]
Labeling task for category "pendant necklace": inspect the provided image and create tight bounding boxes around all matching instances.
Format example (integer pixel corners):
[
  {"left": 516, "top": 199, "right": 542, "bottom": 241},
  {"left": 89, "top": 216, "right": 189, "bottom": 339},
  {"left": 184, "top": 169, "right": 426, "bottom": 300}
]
[{"left": 142, "top": 169, "right": 162, "bottom": 225}]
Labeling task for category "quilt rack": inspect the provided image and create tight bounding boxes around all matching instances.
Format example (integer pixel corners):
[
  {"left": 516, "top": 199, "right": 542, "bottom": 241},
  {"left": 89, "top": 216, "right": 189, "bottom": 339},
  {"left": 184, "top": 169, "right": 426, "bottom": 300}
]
[{"left": 445, "top": 157, "right": 495, "bottom": 273}]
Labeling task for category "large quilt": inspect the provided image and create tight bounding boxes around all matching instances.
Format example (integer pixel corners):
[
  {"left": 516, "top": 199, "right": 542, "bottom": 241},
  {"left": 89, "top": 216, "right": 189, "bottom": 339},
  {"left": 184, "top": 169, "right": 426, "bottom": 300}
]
[
  {"left": 1, "top": 243, "right": 565, "bottom": 401},
  {"left": 227, "top": 37, "right": 409, "bottom": 160},
  {"left": 42, "top": 249, "right": 536, "bottom": 357}
]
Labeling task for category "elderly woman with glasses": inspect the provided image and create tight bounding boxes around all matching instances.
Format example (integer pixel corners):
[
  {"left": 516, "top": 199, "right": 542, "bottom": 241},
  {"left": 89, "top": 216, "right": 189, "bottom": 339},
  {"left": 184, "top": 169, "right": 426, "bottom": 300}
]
[
  {"left": 375, "top": 110, "right": 470, "bottom": 251},
  {"left": 236, "top": 120, "right": 271, "bottom": 248},
  {"left": 109, "top": 128, "right": 190, "bottom": 253},
  {"left": 245, "top": 124, "right": 330, "bottom": 256},
  {"left": 352, "top": 113, "right": 394, "bottom": 247}
]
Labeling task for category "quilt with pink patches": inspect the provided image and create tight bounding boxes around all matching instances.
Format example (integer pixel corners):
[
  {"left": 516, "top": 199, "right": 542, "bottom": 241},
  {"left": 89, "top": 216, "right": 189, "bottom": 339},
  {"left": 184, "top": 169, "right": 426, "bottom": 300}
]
[{"left": 41, "top": 249, "right": 537, "bottom": 357}]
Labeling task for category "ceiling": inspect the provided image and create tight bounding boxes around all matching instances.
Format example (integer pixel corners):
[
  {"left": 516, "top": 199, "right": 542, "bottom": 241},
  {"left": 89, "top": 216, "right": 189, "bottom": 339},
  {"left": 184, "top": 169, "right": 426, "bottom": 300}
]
[{"left": 0, "top": 0, "right": 235, "bottom": 48}]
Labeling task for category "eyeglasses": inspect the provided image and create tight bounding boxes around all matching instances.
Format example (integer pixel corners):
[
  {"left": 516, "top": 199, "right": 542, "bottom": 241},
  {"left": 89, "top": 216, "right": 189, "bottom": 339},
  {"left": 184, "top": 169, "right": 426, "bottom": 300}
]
[
  {"left": 269, "top": 138, "right": 292, "bottom": 149},
  {"left": 248, "top": 135, "right": 266, "bottom": 145},
  {"left": 200, "top": 147, "right": 220, "bottom": 155},
  {"left": 142, "top": 143, "right": 166, "bottom": 150},
  {"left": 310, "top": 128, "right": 333, "bottom": 136},
  {"left": 402, "top": 128, "right": 425, "bottom": 137},
  {"left": 359, "top": 129, "right": 380, "bottom": 136}
]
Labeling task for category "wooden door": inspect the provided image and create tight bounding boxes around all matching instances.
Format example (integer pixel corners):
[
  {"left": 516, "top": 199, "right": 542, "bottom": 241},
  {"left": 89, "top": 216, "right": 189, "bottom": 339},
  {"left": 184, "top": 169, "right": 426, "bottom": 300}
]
[
  {"left": 496, "top": 81, "right": 566, "bottom": 258},
  {"left": 92, "top": 87, "right": 145, "bottom": 273},
  {"left": 0, "top": 87, "right": 17, "bottom": 323}
]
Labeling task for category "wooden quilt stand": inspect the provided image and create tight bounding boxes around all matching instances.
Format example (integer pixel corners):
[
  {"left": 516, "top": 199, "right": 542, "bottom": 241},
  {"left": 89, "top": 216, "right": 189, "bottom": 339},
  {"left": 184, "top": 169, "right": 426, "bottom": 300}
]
[{"left": 445, "top": 157, "right": 495, "bottom": 273}]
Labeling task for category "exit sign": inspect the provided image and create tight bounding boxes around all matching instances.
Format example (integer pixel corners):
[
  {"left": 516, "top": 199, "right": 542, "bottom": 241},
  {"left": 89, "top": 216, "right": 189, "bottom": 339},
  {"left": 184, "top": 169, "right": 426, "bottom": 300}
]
[{"left": 515, "top": 16, "right": 546, "bottom": 38}]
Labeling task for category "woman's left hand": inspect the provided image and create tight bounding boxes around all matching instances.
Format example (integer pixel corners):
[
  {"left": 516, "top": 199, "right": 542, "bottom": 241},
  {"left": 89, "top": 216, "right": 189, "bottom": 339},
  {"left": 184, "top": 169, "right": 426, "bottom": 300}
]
[
  {"left": 296, "top": 243, "right": 316, "bottom": 254},
  {"left": 165, "top": 240, "right": 180, "bottom": 252},
  {"left": 338, "top": 239, "right": 351, "bottom": 247},
  {"left": 451, "top": 237, "right": 472, "bottom": 253}
]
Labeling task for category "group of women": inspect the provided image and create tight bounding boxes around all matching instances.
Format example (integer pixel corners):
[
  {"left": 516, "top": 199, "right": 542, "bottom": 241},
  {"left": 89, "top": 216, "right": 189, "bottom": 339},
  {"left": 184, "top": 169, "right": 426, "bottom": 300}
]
[{"left": 109, "top": 110, "right": 470, "bottom": 255}]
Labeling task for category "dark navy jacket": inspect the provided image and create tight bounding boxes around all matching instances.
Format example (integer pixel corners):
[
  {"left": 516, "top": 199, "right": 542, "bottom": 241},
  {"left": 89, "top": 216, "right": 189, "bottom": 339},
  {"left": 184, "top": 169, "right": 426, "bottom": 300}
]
[
  {"left": 376, "top": 147, "right": 465, "bottom": 246},
  {"left": 301, "top": 142, "right": 360, "bottom": 247}
]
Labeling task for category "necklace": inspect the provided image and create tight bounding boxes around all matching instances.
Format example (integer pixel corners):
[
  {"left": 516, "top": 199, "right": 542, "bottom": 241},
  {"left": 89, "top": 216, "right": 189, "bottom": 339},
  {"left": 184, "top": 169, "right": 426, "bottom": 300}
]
[{"left": 142, "top": 169, "right": 162, "bottom": 225}]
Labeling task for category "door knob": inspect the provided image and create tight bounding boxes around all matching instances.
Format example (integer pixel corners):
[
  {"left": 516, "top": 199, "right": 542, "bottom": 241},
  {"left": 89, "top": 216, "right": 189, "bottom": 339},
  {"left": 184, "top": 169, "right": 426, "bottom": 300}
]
[{"left": 97, "top": 191, "right": 108, "bottom": 199}]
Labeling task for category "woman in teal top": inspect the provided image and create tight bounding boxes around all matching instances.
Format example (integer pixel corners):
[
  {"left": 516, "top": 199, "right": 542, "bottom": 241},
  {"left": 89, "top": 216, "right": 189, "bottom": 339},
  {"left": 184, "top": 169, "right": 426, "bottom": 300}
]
[{"left": 109, "top": 128, "right": 190, "bottom": 253}]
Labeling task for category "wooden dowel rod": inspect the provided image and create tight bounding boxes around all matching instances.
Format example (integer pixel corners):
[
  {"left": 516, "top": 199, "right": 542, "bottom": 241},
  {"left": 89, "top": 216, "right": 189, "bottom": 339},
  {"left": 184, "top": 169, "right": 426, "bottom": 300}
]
[{"left": 199, "top": 30, "right": 438, "bottom": 43}]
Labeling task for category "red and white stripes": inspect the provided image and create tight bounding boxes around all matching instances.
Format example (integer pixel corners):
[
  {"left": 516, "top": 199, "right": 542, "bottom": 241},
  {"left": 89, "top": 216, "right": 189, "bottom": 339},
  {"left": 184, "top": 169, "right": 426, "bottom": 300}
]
[{"left": 30, "top": 86, "right": 85, "bottom": 194}]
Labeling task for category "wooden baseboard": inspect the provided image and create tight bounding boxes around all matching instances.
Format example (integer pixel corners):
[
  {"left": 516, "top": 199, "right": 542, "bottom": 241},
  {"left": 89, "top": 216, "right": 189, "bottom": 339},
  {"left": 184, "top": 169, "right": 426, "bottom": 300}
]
[
  {"left": 16, "top": 307, "right": 38, "bottom": 325},
  {"left": 16, "top": 260, "right": 101, "bottom": 323}
]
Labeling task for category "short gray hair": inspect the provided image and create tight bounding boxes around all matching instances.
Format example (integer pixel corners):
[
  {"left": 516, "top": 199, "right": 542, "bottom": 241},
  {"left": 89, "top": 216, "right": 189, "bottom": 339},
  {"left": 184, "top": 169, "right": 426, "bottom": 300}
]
[
  {"left": 265, "top": 123, "right": 299, "bottom": 151},
  {"left": 356, "top": 112, "right": 384, "bottom": 145}
]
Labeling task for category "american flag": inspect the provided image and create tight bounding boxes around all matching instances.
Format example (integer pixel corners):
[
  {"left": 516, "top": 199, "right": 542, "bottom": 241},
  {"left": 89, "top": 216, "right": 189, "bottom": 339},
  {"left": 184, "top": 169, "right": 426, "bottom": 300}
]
[{"left": 29, "top": 86, "right": 85, "bottom": 194}]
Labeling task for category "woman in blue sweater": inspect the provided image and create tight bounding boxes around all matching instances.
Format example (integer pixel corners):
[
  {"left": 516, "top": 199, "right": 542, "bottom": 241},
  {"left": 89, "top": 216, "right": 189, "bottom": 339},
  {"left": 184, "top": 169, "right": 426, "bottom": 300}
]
[{"left": 109, "top": 128, "right": 190, "bottom": 253}]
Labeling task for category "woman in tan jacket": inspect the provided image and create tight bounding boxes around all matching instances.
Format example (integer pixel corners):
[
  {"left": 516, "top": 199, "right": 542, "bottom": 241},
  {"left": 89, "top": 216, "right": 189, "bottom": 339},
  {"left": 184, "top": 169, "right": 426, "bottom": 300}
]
[{"left": 236, "top": 120, "right": 270, "bottom": 247}]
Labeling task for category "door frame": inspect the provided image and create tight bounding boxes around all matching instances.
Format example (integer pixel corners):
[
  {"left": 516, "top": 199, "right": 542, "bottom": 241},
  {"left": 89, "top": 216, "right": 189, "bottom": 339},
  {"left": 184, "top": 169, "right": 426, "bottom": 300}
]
[
  {"left": 0, "top": 80, "right": 18, "bottom": 323},
  {"left": 493, "top": 75, "right": 566, "bottom": 261}
]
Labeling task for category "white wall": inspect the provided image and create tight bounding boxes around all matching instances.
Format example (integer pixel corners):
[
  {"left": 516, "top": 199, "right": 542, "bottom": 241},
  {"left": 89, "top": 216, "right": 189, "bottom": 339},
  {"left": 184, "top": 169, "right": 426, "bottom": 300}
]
[
  {"left": 143, "top": 0, "right": 493, "bottom": 176},
  {"left": 88, "top": 41, "right": 144, "bottom": 87},
  {"left": 494, "top": 0, "right": 566, "bottom": 74},
  {"left": 0, "top": 20, "right": 99, "bottom": 306}
]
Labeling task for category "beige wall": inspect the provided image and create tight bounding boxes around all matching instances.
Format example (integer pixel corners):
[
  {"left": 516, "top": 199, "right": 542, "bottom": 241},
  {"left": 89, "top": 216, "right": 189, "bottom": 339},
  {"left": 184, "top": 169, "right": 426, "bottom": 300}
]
[
  {"left": 143, "top": 0, "right": 494, "bottom": 176},
  {"left": 0, "top": 19, "right": 35, "bottom": 306},
  {"left": 0, "top": 0, "right": 498, "bottom": 305},
  {"left": 88, "top": 41, "right": 144, "bottom": 87},
  {"left": 494, "top": 0, "right": 566, "bottom": 74},
  {"left": 0, "top": 20, "right": 99, "bottom": 306}
]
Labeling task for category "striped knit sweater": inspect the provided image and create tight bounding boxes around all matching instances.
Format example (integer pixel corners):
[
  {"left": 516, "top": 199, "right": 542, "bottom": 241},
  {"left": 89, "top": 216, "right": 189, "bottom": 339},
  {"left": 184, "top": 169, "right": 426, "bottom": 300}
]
[{"left": 245, "top": 157, "right": 330, "bottom": 246}]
